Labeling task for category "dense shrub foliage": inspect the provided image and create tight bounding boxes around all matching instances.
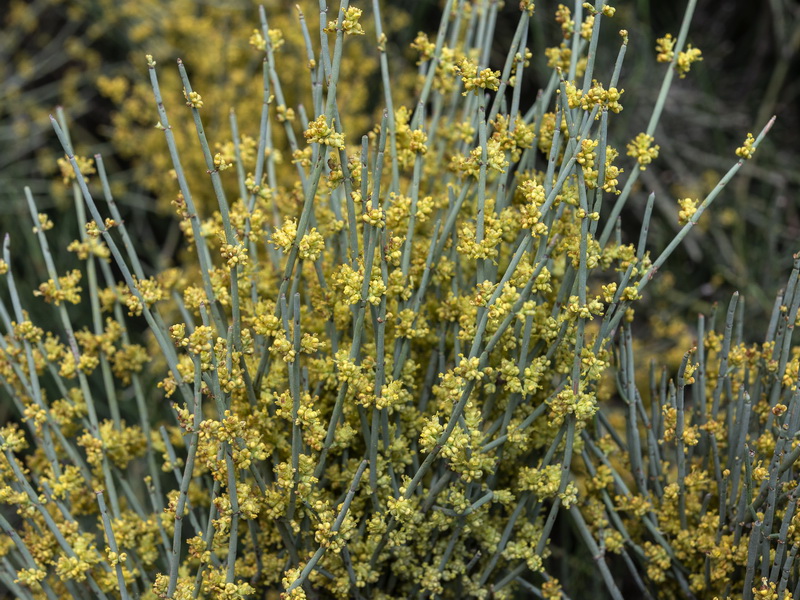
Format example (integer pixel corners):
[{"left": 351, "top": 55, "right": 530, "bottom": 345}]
[{"left": 0, "top": 1, "right": 792, "bottom": 600}]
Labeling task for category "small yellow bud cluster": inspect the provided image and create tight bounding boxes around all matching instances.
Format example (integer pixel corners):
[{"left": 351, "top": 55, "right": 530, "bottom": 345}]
[
  {"left": 643, "top": 541, "right": 671, "bottom": 583},
  {"left": 213, "top": 152, "right": 232, "bottom": 171},
  {"left": 298, "top": 228, "right": 325, "bottom": 261},
  {"left": 455, "top": 58, "right": 501, "bottom": 95},
  {"left": 15, "top": 567, "right": 47, "bottom": 588},
  {"left": 22, "top": 403, "right": 47, "bottom": 431},
  {"left": 394, "top": 106, "right": 428, "bottom": 168},
  {"left": 271, "top": 218, "right": 298, "bottom": 253},
  {"left": 491, "top": 114, "right": 536, "bottom": 162},
  {"left": 327, "top": 7, "right": 365, "bottom": 36},
  {"left": 736, "top": 132, "right": 757, "bottom": 160},
  {"left": 410, "top": 32, "right": 436, "bottom": 63},
  {"left": 513, "top": 47, "right": 533, "bottom": 75},
  {"left": 677, "top": 197, "right": 699, "bottom": 226},
  {"left": 67, "top": 236, "right": 110, "bottom": 260},
  {"left": 580, "top": 14, "right": 595, "bottom": 40},
  {"left": 125, "top": 276, "right": 166, "bottom": 316},
  {"left": 85, "top": 220, "right": 101, "bottom": 237},
  {"left": 655, "top": 34, "right": 676, "bottom": 63},
  {"left": 565, "top": 295, "right": 604, "bottom": 319},
  {"left": 281, "top": 569, "right": 307, "bottom": 600},
  {"left": 248, "top": 29, "right": 266, "bottom": 51},
  {"left": 183, "top": 88, "right": 203, "bottom": 108},
  {"left": 566, "top": 81, "right": 625, "bottom": 117},
  {"left": 341, "top": 7, "right": 365, "bottom": 35},
  {"left": 676, "top": 45, "right": 702, "bottom": 78},
  {"left": 407, "top": 128, "right": 428, "bottom": 156},
  {"left": 519, "top": 0, "right": 535, "bottom": 16},
  {"left": 519, "top": 179, "right": 548, "bottom": 236},
  {"left": 419, "top": 415, "right": 444, "bottom": 452},
  {"left": 13, "top": 320, "right": 44, "bottom": 343},
  {"left": 454, "top": 355, "right": 483, "bottom": 382},
  {"left": 518, "top": 464, "right": 561, "bottom": 496},
  {"left": 387, "top": 494, "right": 419, "bottom": 524},
  {"left": 106, "top": 547, "right": 128, "bottom": 566},
  {"left": 34, "top": 269, "right": 82, "bottom": 305},
  {"left": 545, "top": 44, "right": 584, "bottom": 74},
  {"left": 542, "top": 579, "right": 564, "bottom": 600},
  {"left": 615, "top": 494, "right": 652, "bottom": 517},
  {"left": 57, "top": 154, "right": 95, "bottom": 186},
  {"left": 268, "top": 28, "right": 285, "bottom": 50},
  {"left": 603, "top": 146, "right": 623, "bottom": 193},
  {"left": 626, "top": 132, "right": 660, "bottom": 170},
  {"left": 619, "top": 286, "right": 641, "bottom": 302},
  {"left": 457, "top": 213, "right": 504, "bottom": 261},
  {"left": 99, "top": 419, "right": 147, "bottom": 468},
  {"left": 220, "top": 242, "right": 248, "bottom": 268},
  {"left": 370, "top": 379, "right": 404, "bottom": 411},
  {"left": 332, "top": 263, "right": 363, "bottom": 305},
  {"left": 304, "top": 115, "right": 345, "bottom": 149},
  {"left": 0, "top": 424, "right": 28, "bottom": 453},
  {"left": 753, "top": 578, "right": 779, "bottom": 600},
  {"left": 554, "top": 4, "right": 574, "bottom": 39},
  {"left": 186, "top": 325, "right": 214, "bottom": 369},
  {"left": 362, "top": 207, "right": 385, "bottom": 228},
  {"left": 32, "top": 213, "right": 54, "bottom": 233},
  {"left": 276, "top": 105, "right": 295, "bottom": 122},
  {"left": 450, "top": 139, "right": 508, "bottom": 178},
  {"left": 548, "top": 386, "right": 598, "bottom": 425},
  {"left": 576, "top": 137, "right": 598, "bottom": 181},
  {"left": 772, "top": 403, "right": 788, "bottom": 417},
  {"left": 82, "top": 217, "right": 117, "bottom": 239}
]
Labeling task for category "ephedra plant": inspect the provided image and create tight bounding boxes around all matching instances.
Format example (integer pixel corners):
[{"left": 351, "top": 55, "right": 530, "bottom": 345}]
[{"left": 0, "top": 0, "right": 786, "bottom": 599}]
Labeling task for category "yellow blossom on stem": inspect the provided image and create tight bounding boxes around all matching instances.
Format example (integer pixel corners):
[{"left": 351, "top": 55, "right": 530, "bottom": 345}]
[
  {"left": 220, "top": 242, "right": 248, "bottom": 268},
  {"left": 411, "top": 32, "right": 436, "bottom": 62},
  {"left": 520, "top": 0, "right": 535, "bottom": 16},
  {"left": 626, "top": 132, "right": 659, "bottom": 170},
  {"left": 304, "top": 115, "right": 345, "bottom": 149},
  {"left": 736, "top": 132, "right": 757, "bottom": 159},
  {"left": 676, "top": 45, "right": 702, "bottom": 78},
  {"left": 34, "top": 269, "right": 82, "bottom": 305},
  {"left": 456, "top": 58, "right": 501, "bottom": 95},
  {"left": 56, "top": 154, "right": 95, "bottom": 186},
  {"left": 656, "top": 33, "right": 676, "bottom": 63},
  {"left": 555, "top": 4, "right": 574, "bottom": 38},
  {"left": 183, "top": 88, "right": 203, "bottom": 108},
  {"left": 678, "top": 198, "right": 698, "bottom": 225},
  {"left": 326, "top": 6, "right": 365, "bottom": 36}
]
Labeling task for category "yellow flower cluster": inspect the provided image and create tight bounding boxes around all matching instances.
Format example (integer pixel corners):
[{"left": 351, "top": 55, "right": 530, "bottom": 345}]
[
  {"left": 626, "top": 132, "right": 660, "bottom": 170},
  {"left": 183, "top": 87, "right": 203, "bottom": 108},
  {"left": 34, "top": 269, "right": 82, "bottom": 305},
  {"left": 736, "top": 132, "right": 757, "bottom": 159},
  {"left": 656, "top": 33, "right": 676, "bottom": 63},
  {"left": 304, "top": 114, "right": 345, "bottom": 149},
  {"left": 455, "top": 58, "right": 501, "bottom": 95},
  {"left": 677, "top": 197, "right": 699, "bottom": 225},
  {"left": 57, "top": 154, "right": 95, "bottom": 186},
  {"left": 565, "top": 81, "right": 624, "bottom": 114},
  {"left": 326, "top": 6, "right": 365, "bottom": 36},
  {"left": 676, "top": 45, "right": 703, "bottom": 78}
]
